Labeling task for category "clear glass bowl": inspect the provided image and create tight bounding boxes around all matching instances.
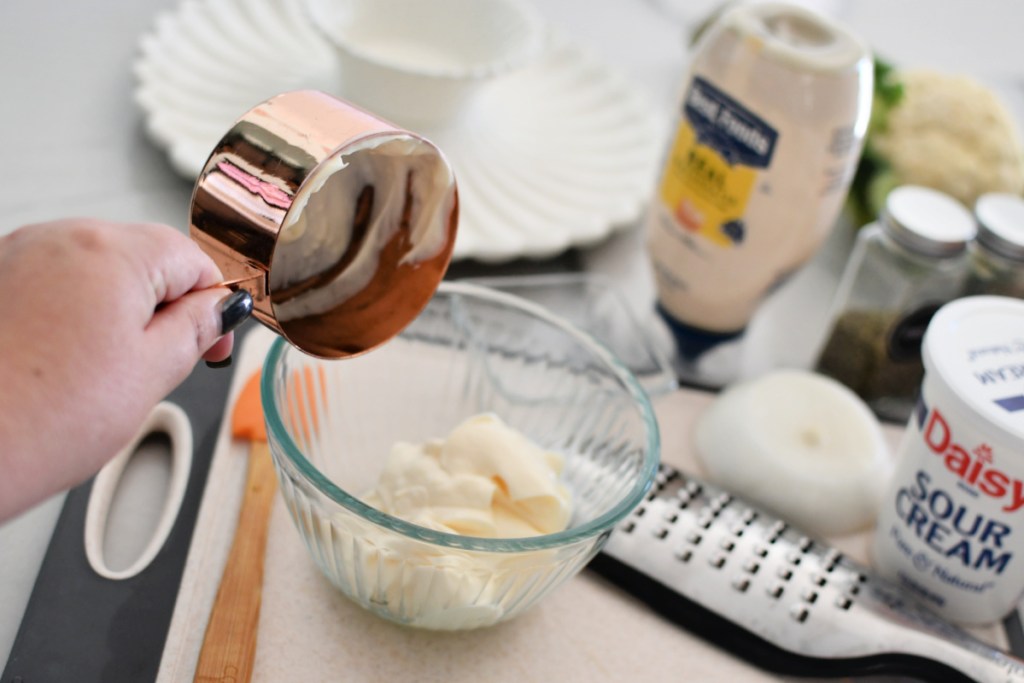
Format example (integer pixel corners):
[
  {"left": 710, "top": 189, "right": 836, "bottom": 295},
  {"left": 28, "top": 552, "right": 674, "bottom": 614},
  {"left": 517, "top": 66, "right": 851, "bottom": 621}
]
[{"left": 261, "top": 281, "right": 659, "bottom": 630}]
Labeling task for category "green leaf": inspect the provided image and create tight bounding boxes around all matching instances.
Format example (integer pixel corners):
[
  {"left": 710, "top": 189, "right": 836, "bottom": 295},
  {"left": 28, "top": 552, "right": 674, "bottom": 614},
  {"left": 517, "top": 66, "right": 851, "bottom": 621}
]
[
  {"left": 869, "top": 57, "right": 904, "bottom": 135},
  {"left": 846, "top": 55, "right": 904, "bottom": 225}
]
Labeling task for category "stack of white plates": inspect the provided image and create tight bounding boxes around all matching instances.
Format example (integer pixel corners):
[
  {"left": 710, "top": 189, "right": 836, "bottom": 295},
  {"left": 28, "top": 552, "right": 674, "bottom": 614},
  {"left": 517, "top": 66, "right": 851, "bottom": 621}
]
[{"left": 134, "top": 0, "right": 666, "bottom": 262}]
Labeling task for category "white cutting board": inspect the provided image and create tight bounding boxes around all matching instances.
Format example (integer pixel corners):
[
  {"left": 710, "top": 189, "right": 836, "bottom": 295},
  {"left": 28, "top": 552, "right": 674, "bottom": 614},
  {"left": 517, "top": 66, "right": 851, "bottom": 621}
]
[{"left": 156, "top": 326, "right": 1006, "bottom": 682}]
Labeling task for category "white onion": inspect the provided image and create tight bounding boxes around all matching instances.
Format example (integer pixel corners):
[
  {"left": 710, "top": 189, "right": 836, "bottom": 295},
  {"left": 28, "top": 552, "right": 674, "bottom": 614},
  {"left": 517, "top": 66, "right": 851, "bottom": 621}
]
[{"left": 693, "top": 369, "right": 892, "bottom": 538}]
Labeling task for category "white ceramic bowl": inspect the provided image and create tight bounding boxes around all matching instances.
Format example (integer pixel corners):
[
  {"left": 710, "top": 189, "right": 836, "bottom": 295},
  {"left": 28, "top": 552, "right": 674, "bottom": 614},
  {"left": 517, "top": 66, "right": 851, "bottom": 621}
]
[{"left": 305, "top": 0, "right": 546, "bottom": 126}]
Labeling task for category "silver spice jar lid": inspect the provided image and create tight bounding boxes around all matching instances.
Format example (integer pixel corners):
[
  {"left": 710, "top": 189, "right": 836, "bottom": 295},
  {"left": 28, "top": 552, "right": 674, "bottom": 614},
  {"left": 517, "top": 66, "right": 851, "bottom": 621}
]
[
  {"left": 975, "top": 192, "right": 1024, "bottom": 261},
  {"left": 881, "top": 185, "right": 976, "bottom": 257}
]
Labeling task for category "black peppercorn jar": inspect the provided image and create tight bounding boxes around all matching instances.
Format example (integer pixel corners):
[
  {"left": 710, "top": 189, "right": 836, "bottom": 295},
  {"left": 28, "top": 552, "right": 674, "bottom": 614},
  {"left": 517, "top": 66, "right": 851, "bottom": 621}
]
[{"left": 813, "top": 185, "right": 976, "bottom": 422}]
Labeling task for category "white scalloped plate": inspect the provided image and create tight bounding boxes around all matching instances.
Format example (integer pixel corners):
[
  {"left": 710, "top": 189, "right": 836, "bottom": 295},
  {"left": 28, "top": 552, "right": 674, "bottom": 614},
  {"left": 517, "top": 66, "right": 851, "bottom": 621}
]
[{"left": 133, "top": 0, "right": 666, "bottom": 262}]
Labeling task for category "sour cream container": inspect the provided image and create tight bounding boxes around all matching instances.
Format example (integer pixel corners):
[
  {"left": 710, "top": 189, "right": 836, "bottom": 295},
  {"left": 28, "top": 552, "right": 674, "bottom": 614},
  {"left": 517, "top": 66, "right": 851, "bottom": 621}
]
[{"left": 872, "top": 295, "right": 1024, "bottom": 624}]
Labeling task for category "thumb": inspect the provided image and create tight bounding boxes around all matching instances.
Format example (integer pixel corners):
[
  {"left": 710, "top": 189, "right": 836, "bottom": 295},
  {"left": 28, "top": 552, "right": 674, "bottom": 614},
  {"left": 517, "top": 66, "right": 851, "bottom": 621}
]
[{"left": 145, "top": 288, "right": 253, "bottom": 386}]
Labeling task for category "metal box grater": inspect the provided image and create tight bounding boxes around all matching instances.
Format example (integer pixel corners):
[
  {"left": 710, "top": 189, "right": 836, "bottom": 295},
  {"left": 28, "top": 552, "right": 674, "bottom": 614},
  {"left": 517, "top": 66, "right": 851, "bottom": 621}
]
[{"left": 589, "top": 464, "right": 1024, "bottom": 682}]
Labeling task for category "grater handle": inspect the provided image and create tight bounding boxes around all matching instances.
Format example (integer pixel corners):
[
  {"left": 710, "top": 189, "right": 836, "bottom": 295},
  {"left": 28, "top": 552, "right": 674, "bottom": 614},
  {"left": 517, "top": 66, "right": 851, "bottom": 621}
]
[
  {"left": 590, "top": 552, "right": 1024, "bottom": 682},
  {"left": 854, "top": 579, "right": 1024, "bottom": 682}
]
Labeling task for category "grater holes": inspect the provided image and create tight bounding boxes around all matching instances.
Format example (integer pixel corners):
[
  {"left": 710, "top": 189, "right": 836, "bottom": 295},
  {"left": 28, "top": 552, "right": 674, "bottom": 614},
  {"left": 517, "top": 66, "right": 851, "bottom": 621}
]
[
  {"left": 696, "top": 511, "right": 714, "bottom": 529},
  {"left": 766, "top": 521, "right": 787, "bottom": 543},
  {"left": 823, "top": 549, "right": 842, "bottom": 572},
  {"left": 657, "top": 464, "right": 679, "bottom": 482},
  {"left": 709, "top": 493, "right": 732, "bottom": 514},
  {"left": 790, "top": 604, "right": 810, "bottom": 623}
]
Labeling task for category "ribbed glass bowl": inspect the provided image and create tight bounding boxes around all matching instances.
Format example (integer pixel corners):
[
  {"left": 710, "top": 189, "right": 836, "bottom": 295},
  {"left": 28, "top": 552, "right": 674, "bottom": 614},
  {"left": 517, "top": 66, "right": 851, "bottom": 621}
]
[{"left": 261, "top": 281, "right": 659, "bottom": 630}]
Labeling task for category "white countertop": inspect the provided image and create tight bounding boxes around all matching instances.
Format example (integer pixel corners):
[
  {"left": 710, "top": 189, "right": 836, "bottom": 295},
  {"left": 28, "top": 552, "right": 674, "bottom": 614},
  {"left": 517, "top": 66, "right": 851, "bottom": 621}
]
[{"left": 2, "top": 0, "right": 1023, "bottom": 675}]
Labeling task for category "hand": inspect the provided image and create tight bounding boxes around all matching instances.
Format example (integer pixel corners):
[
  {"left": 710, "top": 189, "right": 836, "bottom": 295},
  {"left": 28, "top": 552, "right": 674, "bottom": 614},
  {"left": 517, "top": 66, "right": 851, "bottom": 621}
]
[{"left": 0, "top": 218, "right": 249, "bottom": 521}]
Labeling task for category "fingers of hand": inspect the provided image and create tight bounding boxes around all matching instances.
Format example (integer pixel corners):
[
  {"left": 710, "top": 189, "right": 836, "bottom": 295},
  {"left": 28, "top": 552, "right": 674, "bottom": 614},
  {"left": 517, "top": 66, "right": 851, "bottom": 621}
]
[
  {"left": 120, "top": 222, "right": 225, "bottom": 308},
  {"left": 145, "top": 287, "right": 243, "bottom": 390}
]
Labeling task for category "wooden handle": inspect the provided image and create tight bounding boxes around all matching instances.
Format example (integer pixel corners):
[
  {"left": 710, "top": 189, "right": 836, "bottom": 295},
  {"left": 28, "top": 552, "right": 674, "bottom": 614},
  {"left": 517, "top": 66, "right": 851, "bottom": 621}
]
[{"left": 193, "top": 442, "right": 277, "bottom": 683}]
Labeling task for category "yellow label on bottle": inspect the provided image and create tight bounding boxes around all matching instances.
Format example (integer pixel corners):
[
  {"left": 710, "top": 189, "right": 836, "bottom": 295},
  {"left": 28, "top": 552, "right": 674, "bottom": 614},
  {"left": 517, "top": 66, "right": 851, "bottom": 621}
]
[{"left": 658, "top": 76, "right": 778, "bottom": 249}]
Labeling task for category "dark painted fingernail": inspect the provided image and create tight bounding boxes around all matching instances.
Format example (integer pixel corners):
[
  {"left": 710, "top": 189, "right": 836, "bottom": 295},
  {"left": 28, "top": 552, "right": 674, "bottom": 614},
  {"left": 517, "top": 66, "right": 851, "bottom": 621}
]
[
  {"left": 206, "top": 356, "right": 233, "bottom": 369},
  {"left": 219, "top": 290, "right": 253, "bottom": 335}
]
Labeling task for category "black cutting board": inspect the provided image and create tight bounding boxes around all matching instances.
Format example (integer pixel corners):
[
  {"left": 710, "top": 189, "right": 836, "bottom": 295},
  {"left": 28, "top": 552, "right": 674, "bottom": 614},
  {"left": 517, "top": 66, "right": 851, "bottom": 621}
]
[{"left": 2, "top": 321, "right": 253, "bottom": 683}]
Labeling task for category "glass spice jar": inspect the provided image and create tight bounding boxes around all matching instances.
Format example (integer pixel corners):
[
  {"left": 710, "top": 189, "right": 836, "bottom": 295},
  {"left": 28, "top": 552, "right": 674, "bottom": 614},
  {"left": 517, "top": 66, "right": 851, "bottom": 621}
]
[
  {"left": 813, "top": 185, "right": 976, "bottom": 422},
  {"left": 964, "top": 192, "right": 1024, "bottom": 299}
]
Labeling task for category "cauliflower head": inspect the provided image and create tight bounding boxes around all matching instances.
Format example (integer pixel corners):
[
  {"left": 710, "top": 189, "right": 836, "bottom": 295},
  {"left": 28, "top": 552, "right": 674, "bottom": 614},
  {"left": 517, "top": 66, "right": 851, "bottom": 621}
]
[{"left": 868, "top": 68, "right": 1024, "bottom": 210}]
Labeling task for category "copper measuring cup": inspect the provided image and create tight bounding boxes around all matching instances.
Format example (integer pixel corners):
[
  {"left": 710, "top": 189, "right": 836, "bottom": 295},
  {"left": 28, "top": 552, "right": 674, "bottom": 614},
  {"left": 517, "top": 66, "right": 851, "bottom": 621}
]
[{"left": 190, "top": 90, "right": 459, "bottom": 359}]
